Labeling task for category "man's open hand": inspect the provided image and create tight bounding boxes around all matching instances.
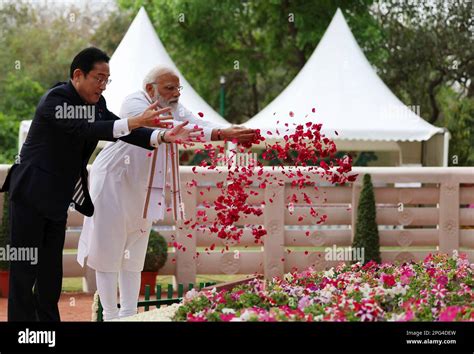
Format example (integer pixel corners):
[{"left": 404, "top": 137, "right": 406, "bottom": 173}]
[
  {"left": 128, "top": 101, "right": 174, "bottom": 130},
  {"left": 222, "top": 126, "right": 256, "bottom": 143},
  {"left": 164, "top": 121, "right": 204, "bottom": 144}
]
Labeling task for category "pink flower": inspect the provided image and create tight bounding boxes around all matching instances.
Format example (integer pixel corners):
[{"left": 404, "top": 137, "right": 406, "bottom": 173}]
[
  {"left": 220, "top": 313, "right": 236, "bottom": 321},
  {"left": 403, "top": 309, "right": 414, "bottom": 321},
  {"left": 298, "top": 296, "right": 312, "bottom": 311},
  {"left": 431, "top": 284, "right": 447, "bottom": 299},
  {"left": 438, "top": 306, "right": 460, "bottom": 321},
  {"left": 400, "top": 275, "right": 411, "bottom": 285},
  {"left": 187, "top": 313, "right": 207, "bottom": 322},
  {"left": 436, "top": 275, "right": 448, "bottom": 286}
]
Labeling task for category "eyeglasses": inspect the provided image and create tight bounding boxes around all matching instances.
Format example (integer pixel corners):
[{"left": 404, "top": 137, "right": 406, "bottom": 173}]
[
  {"left": 90, "top": 75, "right": 112, "bottom": 86},
  {"left": 152, "top": 83, "right": 183, "bottom": 92}
]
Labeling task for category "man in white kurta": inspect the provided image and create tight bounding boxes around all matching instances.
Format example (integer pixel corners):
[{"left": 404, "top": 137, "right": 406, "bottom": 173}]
[{"left": 77, "top": 67, "right": 255, "bottom": 320}]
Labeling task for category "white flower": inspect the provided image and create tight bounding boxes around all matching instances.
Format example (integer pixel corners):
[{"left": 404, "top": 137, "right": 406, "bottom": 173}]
[
  {"left": 91, "top": 291, "right": 100, "bottom": 322},
  {"left": 238, "top": 310, "right": 253, "bottom": 321},
  {"left": 184, "top": 288, "right": 199, "bottom": 302},
  {"left": 113, "top": 303, "right": 181, "bottom": 322},
  {"left": 323, "top": 268, "right": 335, "bottom": 278},
  {"left": 222, "top": 308, "right": 236, "bottom": 314}
]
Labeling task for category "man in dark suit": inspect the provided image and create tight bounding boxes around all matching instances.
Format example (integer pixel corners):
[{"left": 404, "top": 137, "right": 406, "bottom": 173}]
[{"left": 0, "top": 47, "right": 201, "bottom": 321}]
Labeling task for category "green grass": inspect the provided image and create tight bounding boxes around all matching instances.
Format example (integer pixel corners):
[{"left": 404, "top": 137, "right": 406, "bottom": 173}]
[{"left": 62, "top": 277, "right": 83, "bottom": 292}]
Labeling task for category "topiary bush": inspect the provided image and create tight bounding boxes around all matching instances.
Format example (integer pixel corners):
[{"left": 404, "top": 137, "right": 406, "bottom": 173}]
[{"left": 352, "top": 174, "right": 381, "bottom": 264}]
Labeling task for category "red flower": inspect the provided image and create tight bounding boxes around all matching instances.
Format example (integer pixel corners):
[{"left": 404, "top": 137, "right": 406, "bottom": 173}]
[{"left": 381, "top": 273, "right": 396, "bottom": 287}]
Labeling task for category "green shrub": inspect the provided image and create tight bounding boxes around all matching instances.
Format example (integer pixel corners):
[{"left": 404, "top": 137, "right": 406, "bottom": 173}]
[
  {"left": 352, "top": 174, "right": 381, "bottom": 264},
  {"left": 143, "top": 230, "right": 168, "bottom": 272}
]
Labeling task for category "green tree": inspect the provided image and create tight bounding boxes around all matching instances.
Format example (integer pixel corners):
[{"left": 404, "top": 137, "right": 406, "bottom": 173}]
[
  {"left": 352, "top": 174, "right": 381, "bottom": 264},
  {"left": 0, "top": 72, "right": 44, "bottom": 119},
  {"left": 0, "top": 112, "right": 19, "bottom": 163},
  {"left": 371, "top": 0, "right": 473, "bottom": 125},
  {"left": 438, "top": 87, "right": 474, "bottom": 166}
]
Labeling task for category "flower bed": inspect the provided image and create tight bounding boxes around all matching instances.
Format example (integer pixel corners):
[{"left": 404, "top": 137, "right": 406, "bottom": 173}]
[{"left": 173, "top": 253, "right": 473, "bottom": 322}]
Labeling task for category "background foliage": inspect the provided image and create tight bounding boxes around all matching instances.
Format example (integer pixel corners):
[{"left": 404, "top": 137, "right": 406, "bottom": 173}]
[{"left": 0, "top": 0, "right": 472, "bottom": 165}]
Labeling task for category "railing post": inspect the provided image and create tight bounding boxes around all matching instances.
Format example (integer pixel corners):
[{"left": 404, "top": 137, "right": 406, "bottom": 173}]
[
  {"left": 439, "top": 179, "right": 460, "bottom": 254},
  {"left": 174, "top": 179, "right": 197, "bottom": 289},
  {"left": 263, "top": 183, "right": 285, "bottom": 279}
]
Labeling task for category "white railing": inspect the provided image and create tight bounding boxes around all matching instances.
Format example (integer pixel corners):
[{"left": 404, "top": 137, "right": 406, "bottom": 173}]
[{"left": 1, "top": 165, "right": 473, "bottom": 292}]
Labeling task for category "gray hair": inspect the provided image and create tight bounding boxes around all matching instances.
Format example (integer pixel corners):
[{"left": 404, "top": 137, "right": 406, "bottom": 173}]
[{"left": 142, "top": 66, "right": 178, "bottom": 90}]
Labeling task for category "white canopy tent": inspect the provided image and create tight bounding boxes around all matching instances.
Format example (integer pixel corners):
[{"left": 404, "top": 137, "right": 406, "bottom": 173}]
[
  {"left": 104, "top": 7, "right": 228, "bottom": 125},
  {"left": 245, "top": 8, "right": 449, "bottom": 166}
]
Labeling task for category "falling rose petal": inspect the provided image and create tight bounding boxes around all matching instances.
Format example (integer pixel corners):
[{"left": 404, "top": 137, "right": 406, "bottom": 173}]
[
  {"left": 147, "top": 152, "right": 152, "bottom": 157},
  {"left": 312, "top": 107, "right": 316, "bottom": 113},
  {"left": 190, "top": 115, "right": 354, "bottom": 246},
  {"left": 335, "top": 131, "right": 339, "bottom": 136},
  {"left": 198, "top": 112, "right": 204, "bottom": 117},
  {"left": 289, "top": 111, "right": 294, "bottom": 117}
]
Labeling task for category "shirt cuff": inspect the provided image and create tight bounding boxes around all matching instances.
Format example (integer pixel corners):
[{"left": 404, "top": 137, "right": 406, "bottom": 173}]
[
  {"left": 113, "top": 119, "right": 131, "bottom": 138},
  {"left": 150, "top": 129, "right": 161, "bottom": 147},
  {"left": 202, "top": 127, "right": 213, "bottom": 141}
]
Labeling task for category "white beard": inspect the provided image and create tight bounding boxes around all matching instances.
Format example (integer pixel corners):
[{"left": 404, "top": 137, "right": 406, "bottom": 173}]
[{"left": 154, "top": 93, "right": 178, "bottom": 113}]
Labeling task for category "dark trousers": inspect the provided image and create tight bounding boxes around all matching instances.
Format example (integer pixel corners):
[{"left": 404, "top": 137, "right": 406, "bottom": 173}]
[{"left": 8, "top": 198, "right": 67, "bottom": 321}]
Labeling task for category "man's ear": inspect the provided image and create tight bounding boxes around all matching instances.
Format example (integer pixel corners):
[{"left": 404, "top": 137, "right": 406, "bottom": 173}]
[
  {"left": 72, "top": 68, "right": 83, "bottom": 82},
  {"left": 145, "top": 83, "right": 154, "bottom": 96}
]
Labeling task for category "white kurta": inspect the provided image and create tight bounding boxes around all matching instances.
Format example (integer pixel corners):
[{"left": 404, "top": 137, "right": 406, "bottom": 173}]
[{"left": 77, "top": 90, "right": 227, "bottom": 272}]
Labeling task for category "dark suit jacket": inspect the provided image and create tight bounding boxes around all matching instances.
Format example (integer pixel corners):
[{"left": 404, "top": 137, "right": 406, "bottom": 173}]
[{"left": 0, "top": 81, "right": 154, "bottom": 220}]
